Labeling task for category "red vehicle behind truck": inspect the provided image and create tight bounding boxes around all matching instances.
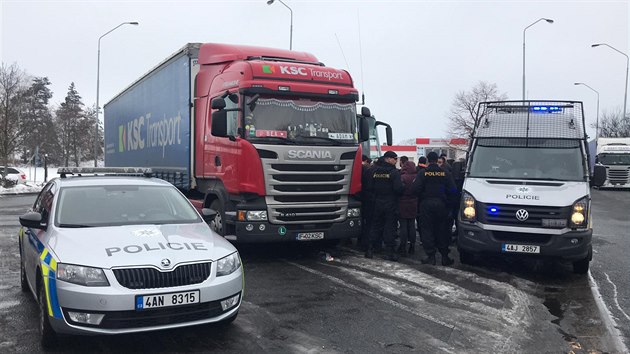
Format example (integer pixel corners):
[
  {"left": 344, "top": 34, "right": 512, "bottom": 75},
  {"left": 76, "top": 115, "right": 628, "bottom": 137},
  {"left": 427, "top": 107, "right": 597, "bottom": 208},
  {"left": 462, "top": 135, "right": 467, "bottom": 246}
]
[{"left": 105, "top": 43, "right": 377, "bottom": 242}]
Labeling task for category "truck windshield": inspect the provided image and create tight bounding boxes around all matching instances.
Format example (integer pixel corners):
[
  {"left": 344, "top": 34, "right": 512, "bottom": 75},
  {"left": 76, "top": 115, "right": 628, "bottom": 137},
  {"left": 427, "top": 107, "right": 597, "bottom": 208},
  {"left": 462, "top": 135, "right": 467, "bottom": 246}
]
[
  {"left": 468, "top": 138, "right": 586, "bottom": 181},
  {"left": 244, "top": 97, "right": 357, "bottom": 145},
  {"left": 598, "top": 154, "right": 630, "bottom": 165}
]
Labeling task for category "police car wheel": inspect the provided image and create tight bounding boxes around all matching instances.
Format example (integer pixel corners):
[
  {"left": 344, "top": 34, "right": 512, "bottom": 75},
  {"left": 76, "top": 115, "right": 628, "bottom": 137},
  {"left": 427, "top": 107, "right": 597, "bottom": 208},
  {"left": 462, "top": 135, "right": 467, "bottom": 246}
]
[
  {"left": 38, "top": 278, "right": 57, "bottom": 348},
  {"left": 19, "top": 243, "right": 28, "bottom": 293}
]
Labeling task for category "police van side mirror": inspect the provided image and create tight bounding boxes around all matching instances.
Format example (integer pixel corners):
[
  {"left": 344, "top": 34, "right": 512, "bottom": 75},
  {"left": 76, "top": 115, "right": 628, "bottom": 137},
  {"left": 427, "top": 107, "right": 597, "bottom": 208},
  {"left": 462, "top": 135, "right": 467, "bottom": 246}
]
[
  {"left": 591, "top": 165, "right": 606, "bottom": 188},
  {"left": 19, "top": 212, "right": 47, "bottom": 230}
]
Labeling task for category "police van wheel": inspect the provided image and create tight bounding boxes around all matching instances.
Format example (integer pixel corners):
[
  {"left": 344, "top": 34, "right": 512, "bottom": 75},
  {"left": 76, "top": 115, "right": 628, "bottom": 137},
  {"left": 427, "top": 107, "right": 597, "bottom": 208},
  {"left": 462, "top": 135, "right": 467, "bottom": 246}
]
[
  {"left": 209, "top": 200, "right": 226, "bottom": 236},
  {"left": 38, "top": 279, "right": 57, "bottom": 348},
  {"left": 459, "top": 250, "right": 476, "bottom": 265},
  {"left": 572, "top": 257, "right": 590, "bottom": 274}
]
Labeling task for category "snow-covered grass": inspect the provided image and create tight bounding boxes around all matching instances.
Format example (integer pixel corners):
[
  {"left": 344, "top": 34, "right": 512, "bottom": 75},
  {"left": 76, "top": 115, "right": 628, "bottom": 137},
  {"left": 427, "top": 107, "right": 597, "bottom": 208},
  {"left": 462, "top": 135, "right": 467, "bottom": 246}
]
[{"left": 0, "top": 166, "right": 58, "bottom": 195}]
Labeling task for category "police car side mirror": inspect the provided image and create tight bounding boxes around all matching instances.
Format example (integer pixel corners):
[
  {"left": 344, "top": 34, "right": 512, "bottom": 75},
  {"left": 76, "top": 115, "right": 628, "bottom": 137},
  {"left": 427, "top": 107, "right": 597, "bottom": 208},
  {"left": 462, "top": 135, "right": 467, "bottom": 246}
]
[
  {"left": 19, "top": 211, "right": 47, "bottom": 230},
  {"left": 201, "top": 208, "right": 217, "bottom": 222}
]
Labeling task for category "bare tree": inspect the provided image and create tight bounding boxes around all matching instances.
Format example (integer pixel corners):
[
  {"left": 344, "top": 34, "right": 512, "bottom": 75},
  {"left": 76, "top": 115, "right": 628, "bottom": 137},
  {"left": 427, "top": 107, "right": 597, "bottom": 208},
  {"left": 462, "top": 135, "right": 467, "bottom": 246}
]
[
  {"left": 0, "top": 63, "right": 28, "bottom": 175},
  {"left": 446, "top": 81, "right": 508, "bottom": 140},
  {"left": 591, "top": 108, "right": 630, "bottom": 138}
]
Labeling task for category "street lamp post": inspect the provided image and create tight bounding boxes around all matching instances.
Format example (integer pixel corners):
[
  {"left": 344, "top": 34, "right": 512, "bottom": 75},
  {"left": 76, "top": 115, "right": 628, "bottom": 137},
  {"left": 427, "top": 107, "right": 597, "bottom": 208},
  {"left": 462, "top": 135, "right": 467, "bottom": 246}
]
[
  {"left": 94, "top": 21, "right": 139, "bottom": 167},
  {"left": 592, "top": 43, "right": 629, "bottom": 119},
  {"left": 266, "top": 0, "right": 293, "bottom": 50},
  {"left": 522, "top": 18, "right": 554, "bottom": 100},
  {"left": 574, "top": 82, "right": 600, "bottom": 140}
]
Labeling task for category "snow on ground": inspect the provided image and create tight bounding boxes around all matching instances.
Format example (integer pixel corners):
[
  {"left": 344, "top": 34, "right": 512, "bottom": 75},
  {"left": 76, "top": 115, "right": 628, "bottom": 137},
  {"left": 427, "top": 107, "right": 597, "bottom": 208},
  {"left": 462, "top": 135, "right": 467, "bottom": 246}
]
[{"left": 0, "top": 166, "right": 58, "bottom": 195}]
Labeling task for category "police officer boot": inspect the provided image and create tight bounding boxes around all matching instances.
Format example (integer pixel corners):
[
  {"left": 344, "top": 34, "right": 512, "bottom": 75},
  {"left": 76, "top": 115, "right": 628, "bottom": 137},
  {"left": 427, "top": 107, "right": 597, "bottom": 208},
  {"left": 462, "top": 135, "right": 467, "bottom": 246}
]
[
  {"left": 365, "top": 246, "right": 373, "bottom": 259},
  {"left": 421, "top": 254, "right": 436, "bottom": 265},
  {"left": 441, "top": 252, "right": 454, "bottom": 266},
  {"left": 408, "top": 243, "right": 415, "bottom": 255},
  {"left": 385, "top": 247, "right": 399, "bottom": 262}
]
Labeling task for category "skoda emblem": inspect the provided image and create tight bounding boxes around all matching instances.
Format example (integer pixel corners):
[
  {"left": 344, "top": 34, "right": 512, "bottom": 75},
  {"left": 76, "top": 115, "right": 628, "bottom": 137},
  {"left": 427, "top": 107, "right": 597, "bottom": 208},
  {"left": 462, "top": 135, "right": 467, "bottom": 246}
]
[
  {"left": 161, "top": 258, "right": 171, "bottom": 268},
  {"left": 515, "top": 209, "right": 529, "bottom": 221}
]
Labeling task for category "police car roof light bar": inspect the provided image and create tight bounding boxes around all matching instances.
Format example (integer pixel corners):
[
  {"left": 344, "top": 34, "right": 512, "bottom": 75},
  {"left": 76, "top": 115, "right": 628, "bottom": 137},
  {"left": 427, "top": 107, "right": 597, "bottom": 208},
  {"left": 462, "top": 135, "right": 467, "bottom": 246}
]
[{"left": 57, "top": 167, "right": 153, "bottom": 178}]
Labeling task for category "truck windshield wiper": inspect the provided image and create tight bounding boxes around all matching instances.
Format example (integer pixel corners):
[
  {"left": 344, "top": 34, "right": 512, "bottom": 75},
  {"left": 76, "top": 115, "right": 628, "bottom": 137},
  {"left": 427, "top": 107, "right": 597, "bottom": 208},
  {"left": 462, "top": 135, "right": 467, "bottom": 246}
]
[
  {"left": 249, "top": 136, "right": 298, "bottom": 145},
  {"left": 296, "top": 135, "right": 344, "bottom": 145},
  {"left": 58, "top": 224, "right": 94, "bottom": 228}
]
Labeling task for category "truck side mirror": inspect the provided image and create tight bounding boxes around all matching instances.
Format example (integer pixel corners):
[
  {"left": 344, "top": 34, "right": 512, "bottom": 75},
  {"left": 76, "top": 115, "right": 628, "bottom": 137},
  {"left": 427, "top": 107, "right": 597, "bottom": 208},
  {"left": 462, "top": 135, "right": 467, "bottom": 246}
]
[
  {"left": 385, "top": 126, "right": 393, "bottom": 146},
  {"left": 19, "top": 212, "right": 46, "bottom": 230},
  {"left": 358, "top": 116, "right": 370, "bottom": 143},
  {"left": 211, "top": 110, "right": 228, "bottom": 137},
  {"left": 361, "top": 106, "right": 371, "bottom": 117},
  {"left": 211, "top": 97, "right": 226, "bottom": 110},
  {"left": 591, "top": 165, "right": 606, "bottom": 188}
]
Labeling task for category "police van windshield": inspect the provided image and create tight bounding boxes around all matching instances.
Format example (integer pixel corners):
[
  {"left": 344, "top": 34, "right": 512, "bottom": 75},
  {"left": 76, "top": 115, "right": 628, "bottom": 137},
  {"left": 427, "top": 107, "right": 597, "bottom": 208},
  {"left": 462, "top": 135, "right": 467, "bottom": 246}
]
[
  {"left": 598, "top": 154, "right": 630, "bottom": 165},
  {"left": 468, "top": 138, "right": 586, "bottom": 181},
  {"left": 244, "top": 96, "right": 357, "bottom": 145},
  {"left": 55, "top": 185, "right": 201, "bottom": 227}
]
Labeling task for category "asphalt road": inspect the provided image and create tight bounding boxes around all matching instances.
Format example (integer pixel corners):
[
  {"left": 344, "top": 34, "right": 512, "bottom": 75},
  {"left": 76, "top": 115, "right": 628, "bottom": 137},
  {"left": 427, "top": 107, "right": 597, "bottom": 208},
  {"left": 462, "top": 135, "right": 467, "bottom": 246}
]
[{"left": 0, "top": 191, "right": 627, "bottom": 353}]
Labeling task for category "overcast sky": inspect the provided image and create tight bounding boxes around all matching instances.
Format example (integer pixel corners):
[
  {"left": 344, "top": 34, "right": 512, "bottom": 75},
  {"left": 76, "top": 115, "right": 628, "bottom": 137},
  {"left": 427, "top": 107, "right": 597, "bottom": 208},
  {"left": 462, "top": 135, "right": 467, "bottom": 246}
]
[{"left": 1, "top": 0, "right": 628, "bottom": 142}]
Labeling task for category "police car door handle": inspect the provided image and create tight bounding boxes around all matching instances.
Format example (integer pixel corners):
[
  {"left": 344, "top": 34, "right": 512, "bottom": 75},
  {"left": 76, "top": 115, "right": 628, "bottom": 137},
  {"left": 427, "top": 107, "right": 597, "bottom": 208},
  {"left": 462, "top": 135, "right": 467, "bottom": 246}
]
[{"left": 215, "top": 156, "right": 221, "bottom": 167}]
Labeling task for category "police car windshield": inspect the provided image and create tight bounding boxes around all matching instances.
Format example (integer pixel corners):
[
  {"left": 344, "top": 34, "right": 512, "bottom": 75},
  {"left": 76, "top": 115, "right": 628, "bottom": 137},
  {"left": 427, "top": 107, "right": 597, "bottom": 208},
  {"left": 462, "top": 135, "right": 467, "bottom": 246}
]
[
  {"left": 55, "top": 185, "right": 201, "bottom": 227},
  {"left": 244, "top": 96, "right": 357, "bottom": 145},
  {"left": 469, "top": 139, "right": 586, "bottom": 181},
  {"left": 598, "top": 154, "right": 630, "bottom": 165}
]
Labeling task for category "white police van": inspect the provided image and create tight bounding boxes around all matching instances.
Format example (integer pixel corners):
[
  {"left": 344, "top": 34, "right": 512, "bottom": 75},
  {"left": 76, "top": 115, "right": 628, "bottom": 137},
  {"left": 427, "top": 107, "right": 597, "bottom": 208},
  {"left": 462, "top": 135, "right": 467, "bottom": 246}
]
[{"left": 457, "top": 101, "right": 592, "bottom": 274}]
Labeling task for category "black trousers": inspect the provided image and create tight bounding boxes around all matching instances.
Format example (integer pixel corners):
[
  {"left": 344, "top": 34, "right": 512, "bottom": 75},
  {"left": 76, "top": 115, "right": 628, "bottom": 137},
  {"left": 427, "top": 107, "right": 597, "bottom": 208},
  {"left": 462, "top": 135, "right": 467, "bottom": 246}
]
[
  {"left": 399, "top": 218, "right": 416, "bottom": 249},
  {"left": 369, "top": 199, "right": 397, "bottom": 249},
  {"left": 419, "top": 198, "right": 450, "bottom": 256}
]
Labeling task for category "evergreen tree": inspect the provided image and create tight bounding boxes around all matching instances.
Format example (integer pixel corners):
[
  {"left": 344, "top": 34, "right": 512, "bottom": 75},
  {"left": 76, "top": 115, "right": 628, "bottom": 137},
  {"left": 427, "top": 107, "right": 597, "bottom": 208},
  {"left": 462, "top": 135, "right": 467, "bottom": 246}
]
[{"left": 55, "top": 83, "right": 88, "bottom": 166}]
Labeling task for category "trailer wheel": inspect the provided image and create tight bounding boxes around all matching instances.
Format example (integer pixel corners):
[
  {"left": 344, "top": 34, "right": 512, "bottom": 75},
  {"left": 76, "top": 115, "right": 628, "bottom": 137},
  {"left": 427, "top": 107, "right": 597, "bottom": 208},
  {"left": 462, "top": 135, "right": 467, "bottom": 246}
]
[{"left": 209, "top": 200, "right": 226, "bottom": 236}]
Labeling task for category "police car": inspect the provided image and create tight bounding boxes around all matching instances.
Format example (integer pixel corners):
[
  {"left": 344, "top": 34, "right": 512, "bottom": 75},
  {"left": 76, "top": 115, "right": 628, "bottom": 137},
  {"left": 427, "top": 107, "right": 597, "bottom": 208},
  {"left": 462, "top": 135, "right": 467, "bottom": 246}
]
[{"left": 18, "top": 168, "right": 243, "bottom": 347}]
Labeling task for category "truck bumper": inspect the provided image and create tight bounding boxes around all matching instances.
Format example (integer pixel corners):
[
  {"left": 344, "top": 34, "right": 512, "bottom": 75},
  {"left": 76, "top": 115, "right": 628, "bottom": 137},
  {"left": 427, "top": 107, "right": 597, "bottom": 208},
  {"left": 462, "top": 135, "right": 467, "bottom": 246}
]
[
  {"left": 457, "top": 222, "right": 592, "bottom": 261},
  {"left": 229, "top": 218, "right": 362, "bottom": 243}
]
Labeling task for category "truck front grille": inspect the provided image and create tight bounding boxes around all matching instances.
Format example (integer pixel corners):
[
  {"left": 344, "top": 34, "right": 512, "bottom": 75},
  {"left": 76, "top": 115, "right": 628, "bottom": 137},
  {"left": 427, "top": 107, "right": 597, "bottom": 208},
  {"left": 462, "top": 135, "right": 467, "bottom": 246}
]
[
  {"left": 477, "top": 202, "right": 570, "bottom": 228},
  {"left": 113, "top": 262, "right": 212, "bottom": 289},
  {"left": 607, "top": 168, "right": 630, "bottom": 184}
]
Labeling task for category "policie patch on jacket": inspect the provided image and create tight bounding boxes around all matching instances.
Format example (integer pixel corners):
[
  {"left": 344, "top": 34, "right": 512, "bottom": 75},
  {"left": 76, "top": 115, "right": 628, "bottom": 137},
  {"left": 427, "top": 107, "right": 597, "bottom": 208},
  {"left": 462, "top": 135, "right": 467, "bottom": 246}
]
[
  {"left": 424, "top": 171, "right": 445, "bottom": 177},
  {"left": 373, "top": 173, "right": 391, "bottom": 179}
]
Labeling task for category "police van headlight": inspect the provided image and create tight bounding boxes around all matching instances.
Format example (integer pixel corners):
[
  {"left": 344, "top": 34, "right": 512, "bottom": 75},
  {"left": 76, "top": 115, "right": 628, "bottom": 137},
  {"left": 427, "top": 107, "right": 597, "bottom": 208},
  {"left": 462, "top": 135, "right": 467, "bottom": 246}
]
[
  {"left": 347, "top": 208, "right": 361, "bottom": 218},
  {"left": 461, "top": 191, "right": 477, "bottom": 222},
  {"left": 216, "top": 252, "right": 241, "bottom": 277},
  {"left": 570, "top": 196, "right": 589, "bottom": 228},
  {"left": 57, "top": 264, "right": 109, "bottom": 286}
]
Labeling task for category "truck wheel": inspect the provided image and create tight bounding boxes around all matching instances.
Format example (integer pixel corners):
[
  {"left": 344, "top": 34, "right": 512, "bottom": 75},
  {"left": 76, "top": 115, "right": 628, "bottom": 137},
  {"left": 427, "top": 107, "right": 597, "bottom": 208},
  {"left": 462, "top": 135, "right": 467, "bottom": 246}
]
[
  {"left": 572, "top": 257, "right": 590, "bottom": 274},
  {"left": 38, "top": 278, "right": 57, "bottom": 348},
  {"left": 459, "top": 250, "right": 476, "bottom": 265},
  {"left": 209, "top": 200, "right": 226, "bottom": 236}
]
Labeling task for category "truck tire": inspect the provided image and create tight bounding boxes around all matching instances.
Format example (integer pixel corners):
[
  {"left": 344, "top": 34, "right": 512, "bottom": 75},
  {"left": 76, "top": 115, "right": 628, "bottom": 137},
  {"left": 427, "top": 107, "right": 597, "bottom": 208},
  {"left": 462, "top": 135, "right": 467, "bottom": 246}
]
[
  {"left": 209, "top": 200, "right": 226, "bottom": 236},
  {"left": 38, "top": 277, "right": 57, "bottom": 348}
]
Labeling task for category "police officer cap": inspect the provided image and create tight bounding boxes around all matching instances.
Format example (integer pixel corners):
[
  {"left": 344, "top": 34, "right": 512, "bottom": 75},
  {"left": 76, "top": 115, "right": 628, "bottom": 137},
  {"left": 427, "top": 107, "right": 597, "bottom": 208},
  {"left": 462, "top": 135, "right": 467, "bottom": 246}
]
[
  {"left": 383, "top": 151, "right": 398, "bottom": 159},
  {"left": 427, "top": 151, "right": 439, "bottom": 162}
]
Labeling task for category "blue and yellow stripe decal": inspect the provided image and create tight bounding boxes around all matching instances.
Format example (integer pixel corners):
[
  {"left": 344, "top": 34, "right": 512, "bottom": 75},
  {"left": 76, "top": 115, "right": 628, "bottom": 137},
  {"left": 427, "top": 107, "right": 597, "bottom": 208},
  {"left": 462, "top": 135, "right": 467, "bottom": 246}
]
[{"left": 22, "top": 226, "right": 63, "bottom": 319}]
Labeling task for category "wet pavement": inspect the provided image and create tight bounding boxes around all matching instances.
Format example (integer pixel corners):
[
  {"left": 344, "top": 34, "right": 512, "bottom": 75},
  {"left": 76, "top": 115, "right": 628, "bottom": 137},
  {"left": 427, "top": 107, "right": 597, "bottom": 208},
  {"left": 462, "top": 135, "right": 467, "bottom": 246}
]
[{"left": 0, "top": 191, "right": 627, "bottom": 353}]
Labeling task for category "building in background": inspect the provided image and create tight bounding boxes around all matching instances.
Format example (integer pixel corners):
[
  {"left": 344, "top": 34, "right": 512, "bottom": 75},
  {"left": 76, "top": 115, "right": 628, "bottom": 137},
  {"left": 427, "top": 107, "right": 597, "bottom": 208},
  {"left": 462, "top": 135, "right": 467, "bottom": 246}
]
[{"left": 373, "top": 138, "right": 468, "bottom": 163}]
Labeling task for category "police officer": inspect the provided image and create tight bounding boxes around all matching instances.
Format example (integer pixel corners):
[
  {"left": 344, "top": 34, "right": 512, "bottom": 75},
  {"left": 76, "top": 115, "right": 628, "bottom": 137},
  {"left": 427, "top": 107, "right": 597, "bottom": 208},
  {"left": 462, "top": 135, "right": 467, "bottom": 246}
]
[
  {"left": 413, "top": 151, "right": 458, "bottom": 265},
  {"left": 365, "top": 151, "right": 404, "bottom": 261}
]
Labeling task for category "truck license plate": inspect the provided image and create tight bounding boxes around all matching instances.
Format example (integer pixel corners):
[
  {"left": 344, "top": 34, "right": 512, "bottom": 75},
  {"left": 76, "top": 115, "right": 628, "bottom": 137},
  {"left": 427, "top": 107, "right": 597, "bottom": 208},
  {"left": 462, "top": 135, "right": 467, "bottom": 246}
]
[
  {"left": 136, "top": 290, "right": 200, "bottom": 311},
  {"left": 296, "top": 232, "right": 324, "bottom": 241},
  {"left": 502, "top": 244, "right": 540, "bottom": 254}
]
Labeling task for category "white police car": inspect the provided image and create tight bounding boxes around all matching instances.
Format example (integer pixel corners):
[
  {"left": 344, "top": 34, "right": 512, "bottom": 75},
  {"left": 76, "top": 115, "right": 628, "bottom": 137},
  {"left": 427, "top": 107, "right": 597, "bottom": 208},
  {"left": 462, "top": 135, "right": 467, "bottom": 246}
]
[{"left": 18, "top": 168, "right": 243, "bottom": 347}]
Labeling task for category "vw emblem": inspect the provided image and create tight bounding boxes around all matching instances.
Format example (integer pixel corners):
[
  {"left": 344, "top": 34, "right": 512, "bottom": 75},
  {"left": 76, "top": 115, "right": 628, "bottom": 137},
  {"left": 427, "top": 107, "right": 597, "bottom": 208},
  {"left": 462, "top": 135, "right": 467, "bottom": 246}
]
[
  {"left": 161, "top": 258, "right": 171, "bottom": 268},
  {"left": 515, "top": 209, "right": 529, "bottom": 221}
]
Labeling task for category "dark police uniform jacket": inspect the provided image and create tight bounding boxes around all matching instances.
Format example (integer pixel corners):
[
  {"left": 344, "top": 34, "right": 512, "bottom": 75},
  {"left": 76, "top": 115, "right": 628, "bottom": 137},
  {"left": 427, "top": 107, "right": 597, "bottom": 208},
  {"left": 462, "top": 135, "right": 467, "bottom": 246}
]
[
  {"left": 412, "top": 163, "right": 458, "bottom": 207},
  {"left": 367, "top": 159, "right": 404, "bottom": 203}
]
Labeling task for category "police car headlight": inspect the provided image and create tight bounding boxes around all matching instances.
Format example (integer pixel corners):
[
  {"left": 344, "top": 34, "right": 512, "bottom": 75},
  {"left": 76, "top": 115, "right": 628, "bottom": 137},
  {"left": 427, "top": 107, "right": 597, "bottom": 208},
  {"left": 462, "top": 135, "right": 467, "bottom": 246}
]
[
  {"left": 461, "top": 191, "right": 477, "bottom": 222},
  {"left": 347, "top": 208, "right": 361, "bottom": 218},
  {"left": 57, "top": 264, "right": 109, "bottom": 287},
  {"left": 216, "top": 252, "right": 241, "bottom": 277},
  {"left": 570, "top": 196, "right": 589, "bottom": 228}
]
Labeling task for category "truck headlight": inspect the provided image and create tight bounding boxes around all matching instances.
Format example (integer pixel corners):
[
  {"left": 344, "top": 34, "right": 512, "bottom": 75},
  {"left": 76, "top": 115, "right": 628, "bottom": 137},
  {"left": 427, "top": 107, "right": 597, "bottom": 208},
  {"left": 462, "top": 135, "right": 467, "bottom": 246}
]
[
  {"left": 347, "top": 208, "right": 361, "bottom": 218},
  {"left": 461, "top": 191, "right": 477, "bottom": 222},
  {"left": 217, "top": 252, "right": 241, "bottom": 277},
  {"left": 570, "top": 196, "right": 589, "bottom": 228},
  {"left": 238, "top": 210, "right": 267, "bottom": 221},
  {"left": 57, "top": 264, "right": 109, "bottom": 286}
]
